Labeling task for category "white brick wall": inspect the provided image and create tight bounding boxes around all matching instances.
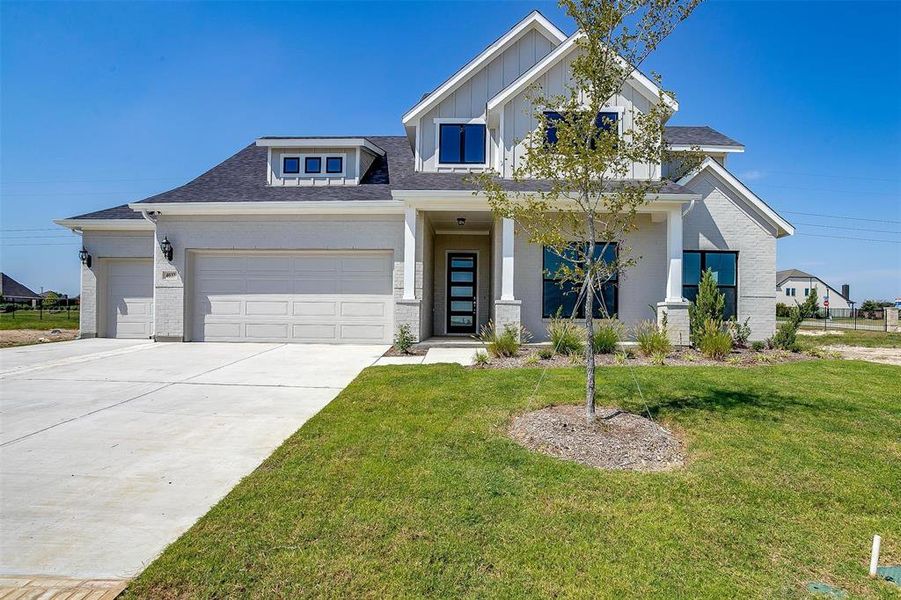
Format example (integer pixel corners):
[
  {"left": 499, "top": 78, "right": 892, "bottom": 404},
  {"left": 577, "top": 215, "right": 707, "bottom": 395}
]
[{"left": 682, "top": 171, "right": 779, "bottom": 341}]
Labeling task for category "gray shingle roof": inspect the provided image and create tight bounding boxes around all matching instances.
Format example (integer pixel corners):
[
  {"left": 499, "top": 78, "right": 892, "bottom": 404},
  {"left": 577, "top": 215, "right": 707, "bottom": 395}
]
[
  {"left": 777, "top": 269, "right": 815, "bottom": 283},
  {"left": 664, "top": 126, "right": 743, "bottom": 148},
  {"left": 69, "top": 135, "right": 696, "bottom": 219},
  {"left": 1, "top": 273, "right": 40, "bottom": 300}
]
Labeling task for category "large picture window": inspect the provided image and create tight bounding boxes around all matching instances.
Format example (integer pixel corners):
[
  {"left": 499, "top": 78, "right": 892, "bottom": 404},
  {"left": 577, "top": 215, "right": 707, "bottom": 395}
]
[
  {"left": 542, "top": 243, "right": 618, "bottom": 318},
  {"left": 683, "top": 251, "right": 738, "bottom": 319},
  {"left": 438, "top": 123, "right": 486, "bottom": 164}
]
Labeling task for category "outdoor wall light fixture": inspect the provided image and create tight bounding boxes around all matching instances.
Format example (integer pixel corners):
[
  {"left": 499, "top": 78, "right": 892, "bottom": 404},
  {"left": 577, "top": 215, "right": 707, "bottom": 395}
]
[
  {"left": 78, "top": 247, "right": 92, "bottom": 268},
  {"left": 159, "top": 236, "right": 173, "bottom": 261},
  {"left": 456, "top": 217, "right": 466, "bottom": 227}
]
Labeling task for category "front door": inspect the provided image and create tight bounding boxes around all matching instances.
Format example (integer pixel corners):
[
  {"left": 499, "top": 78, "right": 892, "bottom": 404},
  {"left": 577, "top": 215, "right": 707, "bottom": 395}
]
[{"left": 447, "top": 252, "right": 477, "bottom": 334}]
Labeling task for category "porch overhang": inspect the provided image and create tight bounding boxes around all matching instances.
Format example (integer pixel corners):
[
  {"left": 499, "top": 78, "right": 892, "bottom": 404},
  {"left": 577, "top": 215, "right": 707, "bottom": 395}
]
[{"left": 391, "top": 189, "right": 699, "bottom": 211}]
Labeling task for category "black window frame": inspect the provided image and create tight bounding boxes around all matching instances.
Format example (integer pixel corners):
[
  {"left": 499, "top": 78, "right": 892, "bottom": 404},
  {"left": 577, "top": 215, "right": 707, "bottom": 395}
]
[
  {"left": 282, "top": 156, "right": 300, "bottom": 175},
  {"left": 682, "top": 250, "right": 738, "bottom": 320},
  {"left": 304, "top": 156, "right": 322, "bottom": 174},
  {"left": 438, "top": 123, "right": 487, "bottom": 165},
  {"left": 543, "top": 110, "right": 619, "bottom": 147},
  {"left": 325, "top": 156, "right": 343, "bottom": 174},
  {"left": 542, "top": 243, "right": 618, "bottom": 319}
]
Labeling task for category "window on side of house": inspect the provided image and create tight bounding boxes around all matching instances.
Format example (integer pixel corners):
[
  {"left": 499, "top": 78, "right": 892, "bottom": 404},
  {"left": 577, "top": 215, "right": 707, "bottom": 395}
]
[
  {"left": 683, "top": 250, "right": 738, "bottom": 319},
  {"left": 542, "top": 243, "right": 618, "bottom": 319},
  {"left": 438, "top": 123, "right": 486, "bottom": 165},
  {"left": 304, "top": 157, "right": 322, "bottom": 174},
  {"left": 804, "top": 288, "right": 809, "bottom": 296},
  {"left": 282, "top": 156, "right": 300, "bottom": 175},
  {"left": 325, "top": 156, "right": 343, "bottom": 174}
]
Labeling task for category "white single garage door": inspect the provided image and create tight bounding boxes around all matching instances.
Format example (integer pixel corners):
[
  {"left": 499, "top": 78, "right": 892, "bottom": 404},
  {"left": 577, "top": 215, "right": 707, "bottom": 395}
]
[
  {"left": 106, "top": 259, "right": 153, "bottom": 339},
  {"left": 191, "top": 252, "right": 394, "bottom": 343}
]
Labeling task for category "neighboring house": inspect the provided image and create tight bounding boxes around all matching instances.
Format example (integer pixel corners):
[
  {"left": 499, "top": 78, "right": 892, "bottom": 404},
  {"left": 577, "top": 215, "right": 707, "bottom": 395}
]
[
  {"left": 776, "top": 269, "right": 852, "bottom": 311},
  {"left": 56, "top": 11, "right": 793, "bottom": 344},
  {"left": 1, "top": 273, "right": 41, "bottom": 307}
]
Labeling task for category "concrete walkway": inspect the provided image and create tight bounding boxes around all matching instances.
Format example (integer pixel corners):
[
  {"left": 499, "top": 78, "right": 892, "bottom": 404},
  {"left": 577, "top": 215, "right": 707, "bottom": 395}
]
[
  {"left": 372, "top": 347, "right": 478, "bottom": 366},
  {"left": 0, "top": 340, "right": 386, "bottom": 581}
]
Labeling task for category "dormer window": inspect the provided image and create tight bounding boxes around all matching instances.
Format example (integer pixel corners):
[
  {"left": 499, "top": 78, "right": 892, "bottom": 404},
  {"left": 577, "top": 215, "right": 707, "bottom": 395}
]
[
  {"left": 326, "top": 157, "right": 343, "bottom": 174},
  {"left": 438, "top": 121, "right": 487, "bottom": 165},
  {"left": 283, "top": 157, "right": 300, "bottom": 174},
  {"left": 304, "top": 157, "right": 322, "bottom": 174}
]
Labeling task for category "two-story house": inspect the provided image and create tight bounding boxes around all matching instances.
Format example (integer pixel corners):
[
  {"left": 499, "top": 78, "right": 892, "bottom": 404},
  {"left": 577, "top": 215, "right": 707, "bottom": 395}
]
[{"left": 56, "top": 11, "right": 793, "bottom": 345}]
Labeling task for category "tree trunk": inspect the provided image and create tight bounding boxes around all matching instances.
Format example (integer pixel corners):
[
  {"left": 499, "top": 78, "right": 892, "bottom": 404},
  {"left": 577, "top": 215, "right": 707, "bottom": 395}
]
[{"left": 585, "top": 222, "right": 597, "bottom": 423}]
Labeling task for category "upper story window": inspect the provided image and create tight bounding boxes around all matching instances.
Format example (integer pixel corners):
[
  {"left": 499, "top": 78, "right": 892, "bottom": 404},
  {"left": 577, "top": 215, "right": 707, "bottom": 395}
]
[
  {"left": 438, "top": 123, "right": 486, "bottom": 165},
  {"left": 283, "top": 156, "right": 300, "bottom": 174},
  {"left": 544, "top": 111, "right": 620, "bottom": 147},
  {"left": 304, "top": 157, "right": 322, "bottom": 174},
  {"left": 326, "top": 156, "right": 343, "bottom": 174}
]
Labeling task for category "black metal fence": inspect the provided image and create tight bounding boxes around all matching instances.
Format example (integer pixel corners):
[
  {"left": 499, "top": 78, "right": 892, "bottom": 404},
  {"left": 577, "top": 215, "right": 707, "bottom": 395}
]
[{"left": 778, "top": 307, "right": 888, "bottom": 332}]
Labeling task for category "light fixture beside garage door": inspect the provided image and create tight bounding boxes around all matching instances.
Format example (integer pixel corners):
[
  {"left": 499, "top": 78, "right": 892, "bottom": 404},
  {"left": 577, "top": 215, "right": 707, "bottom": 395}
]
[
  {"left": 78, "top": 247, "right": 92, "bottom": 268},
  {"left": 159, "top": 236, "right": 173, "bottom": 261}
]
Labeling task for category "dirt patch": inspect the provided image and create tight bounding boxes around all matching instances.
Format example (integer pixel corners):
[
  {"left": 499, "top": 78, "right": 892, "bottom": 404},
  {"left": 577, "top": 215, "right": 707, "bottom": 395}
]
[
  {"left": 798, "top": 329, "right": 844, "bottom": 337},
  {"left": 824, "top": 345, "right": 901, "bottom": 366},
  {"left": 0, "top": 329, "right": 78, "bottom": 348},
  {"left": 509, "top": 404, "right": 684, "bottom": 472},
  {"left": 382, "top": 346, "right": 428, "bottom": 357}
]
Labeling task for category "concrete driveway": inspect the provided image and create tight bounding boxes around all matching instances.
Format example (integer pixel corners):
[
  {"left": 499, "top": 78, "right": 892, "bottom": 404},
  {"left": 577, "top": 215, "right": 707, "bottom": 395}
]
[{"left": 0, "top": 339, "right": 386, "bottom": 580}]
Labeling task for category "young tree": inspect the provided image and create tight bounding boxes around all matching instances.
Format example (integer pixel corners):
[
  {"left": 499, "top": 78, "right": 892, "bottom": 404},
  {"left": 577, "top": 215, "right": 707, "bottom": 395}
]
[
  {"left": 688, "top": 268, "right": 725, "bottom": 345},
  {"left": 798, "top": 288, "right": 819, "bottom": 319},
  {"left": 476, "top": 0, "right": 701, "bottom": 421}
]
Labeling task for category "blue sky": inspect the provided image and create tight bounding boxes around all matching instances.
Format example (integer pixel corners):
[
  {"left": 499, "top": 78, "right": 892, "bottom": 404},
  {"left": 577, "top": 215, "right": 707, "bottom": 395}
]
[{"left": 2, "top": 1, "right": 899, "bottom": 301}]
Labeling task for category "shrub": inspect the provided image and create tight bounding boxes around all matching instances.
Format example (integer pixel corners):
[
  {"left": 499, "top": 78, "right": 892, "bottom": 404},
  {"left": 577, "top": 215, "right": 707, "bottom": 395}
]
[
  {"left": 477, "top": 321, "right": 530, "bottom": 357},
  {"left": 750, "top": 340, "right": 765, "bottom": 352},
  {"left": 473, "top": 350, "right": 490, "bottom": 367},
  {"left": 799, "top": 289, "right": 819, "bottom": 318},
  {"left": 696, "top": 319, "right": 733, "bottom": 360},
  {"left": 393, "top": 324, "right": 415, "bottom": 354},
  {"left": 633, "top": 320, "right": 672, "bottom": 357},
  {"left": 775, "top": 302, "right": 790, "bottom": 318},
  {"left": 546, "top": 317, "right": 584, "bottom": 355},
  {"left": 650, "top": 351, "right": 666, "bottom": 366},
  {"left": 537, "top": 347, "right": 554, "bottom": 360},
  {"left": 592, "top": 321, "right": 622, "bottom": 354},
  {"left": 613, "top": 351, "right": 629, "bottom": 365},
  {"left": 769, "top": 306, "right": 802, "bottom": 351},
  {"left": 688, "top": 268, "right": 725, "bottom": 346},
  {"left": 523, "top": 353, "right": 540, "bottom": 367},
  {"left": 728, "top": 317, "right": 751, "bottom": 348}
]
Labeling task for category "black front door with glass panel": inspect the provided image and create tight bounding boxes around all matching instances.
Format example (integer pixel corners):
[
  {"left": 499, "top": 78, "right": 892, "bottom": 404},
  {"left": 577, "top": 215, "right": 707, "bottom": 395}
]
[{"left": 447, "top": 253, "right": 477, "bottom": 334}]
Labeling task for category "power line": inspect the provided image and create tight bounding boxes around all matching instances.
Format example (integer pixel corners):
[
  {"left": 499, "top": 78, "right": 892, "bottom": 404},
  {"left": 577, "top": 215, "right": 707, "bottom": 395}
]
[
  {"left": 1, "top": 242, "right": 81, "bottom": 247},
  {"left": 754, "top": 182, "right": 899, "bottom": 198},
  {"left": 794, "top": 222, "right": 900, "bottom": 235},
  {"left": 794, "top": 232, "right": 901, "bottom": 244},
  {"left": 762, "top": 170, "right": 900, "bottom": 183},
  {"left": 1, "top": 176, "right": 177, "bottom": 185},
  {"left": 781, "top": 210, "right": 901, "bottom": 224},
  {"left": 2, "top": 235, "right": 79, "bottom": 240},
  {"left": 0, "top": 227, "right": 61, "bottom": 232}
]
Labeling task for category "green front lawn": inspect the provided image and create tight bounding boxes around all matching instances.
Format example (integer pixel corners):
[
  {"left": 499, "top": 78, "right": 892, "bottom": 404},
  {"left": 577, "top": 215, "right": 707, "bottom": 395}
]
[
  {"left": 796, "top": 329, "right": 901, "bottom": 350},
  {"left": 0, "top": 308, "right": 79, "bottom": 330},
  {"left": 126, "top": 362, "right": 900, "bottom": 599}
]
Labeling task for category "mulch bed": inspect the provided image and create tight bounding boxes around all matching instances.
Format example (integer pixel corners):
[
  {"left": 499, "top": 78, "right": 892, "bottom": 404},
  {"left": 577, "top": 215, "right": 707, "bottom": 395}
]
[
  {"left": 382, "top": 346, "right": 428, "bottom": 357},
  {"left": 480, "top": 346, "right": 813, "bottom": 369},
  {"left": 509, "top": 404, "right": 685, "bottom": 472}
]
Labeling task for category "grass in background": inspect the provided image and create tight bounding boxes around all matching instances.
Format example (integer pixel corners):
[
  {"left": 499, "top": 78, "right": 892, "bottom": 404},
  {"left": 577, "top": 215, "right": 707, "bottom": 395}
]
[
  {"left": 125, "top": 361, "right": 900, "bottom": 599},
  {"left": 0, "top": 309, "right": 79, "bottom": 330}
]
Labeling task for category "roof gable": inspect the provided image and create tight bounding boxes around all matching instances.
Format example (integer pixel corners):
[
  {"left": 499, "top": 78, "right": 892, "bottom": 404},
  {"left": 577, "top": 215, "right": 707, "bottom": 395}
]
[
  {"left": 678, "top": 157, "right": 794, "bottom": 238},
  {"left": 401, "top": 11, "right": 566, "bottom": 126},
  {"left": 486, "top": 31, "right": 678, "bottom": 117}
]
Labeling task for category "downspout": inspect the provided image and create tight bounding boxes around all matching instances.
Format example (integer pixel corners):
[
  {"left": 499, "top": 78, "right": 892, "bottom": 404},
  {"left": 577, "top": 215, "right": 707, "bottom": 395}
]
[{"left": 140, "top": 210, "right": 158, "bottom": 225}]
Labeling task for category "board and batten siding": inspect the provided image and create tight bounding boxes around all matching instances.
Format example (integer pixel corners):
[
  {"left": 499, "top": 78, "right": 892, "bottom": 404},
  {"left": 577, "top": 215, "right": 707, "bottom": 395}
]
[
  {"left": 501, "top": 56, "right": 660, "bottom": 180},
  {"left": 269, "top": 147, "right": 375, "bottom": 186},
  {"left": 419, "top": 28, "right": 556, "bottom": 173}
]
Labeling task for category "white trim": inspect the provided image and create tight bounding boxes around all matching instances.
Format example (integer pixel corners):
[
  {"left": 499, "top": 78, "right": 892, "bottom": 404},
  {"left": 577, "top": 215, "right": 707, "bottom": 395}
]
[
  {"left": 434, "top": 118, "right": 490, "bottom": 168},
  {"left": 128, "top": 201, "right": 405, "bottom": 215},
  {"left": 414, "top": 119, "right": 423, "bottom": 171},
  {"left": 266, "top": 148, "right": 273, "bottom": 185},
  {"left": 669, "top": 144, "right": 744, "bottom": 153},
  {"left": 54, "top": 218, "right": 154, "bottom": 231},
  {"left": 255, "top": 138, "right": 386, "bottom": 156},
  {"left": 401, "top": 11, "right": 566, "bottom": 126},
  {"left": 677, "top": 157, "right": 794, "bottom": 237},
  {"left": 486, "top": 31, "right": 678, "bottom": 117},
  {"left": 500, "top": 217, "right": 515, "bottom": 301},
  {"left": 664, "top": 206, "right": 684, "bottom": 302},
  {"left": 278, "top": 153, "right": 347, "bottom": 178}
]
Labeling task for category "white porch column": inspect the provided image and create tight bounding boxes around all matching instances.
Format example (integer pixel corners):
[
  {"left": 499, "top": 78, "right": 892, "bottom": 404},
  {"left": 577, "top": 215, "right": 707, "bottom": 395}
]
[
  {"left": 500, "top": 217, "right": 515, "bottom": 301},
  {"left": 665, "top": 206, "right": 683, "bottom": 302},
  {"left": 403, "top": 206, "right": 417, "bottom": 300}
]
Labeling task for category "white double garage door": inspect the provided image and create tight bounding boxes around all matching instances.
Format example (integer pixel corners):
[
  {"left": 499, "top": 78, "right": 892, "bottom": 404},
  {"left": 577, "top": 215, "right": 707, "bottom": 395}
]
[
  {"left": 190, "top": 251, "right": 394, "bottom": 343},
  {"left": 105, "top": 252, "right": 395, "bottom": 343}
]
